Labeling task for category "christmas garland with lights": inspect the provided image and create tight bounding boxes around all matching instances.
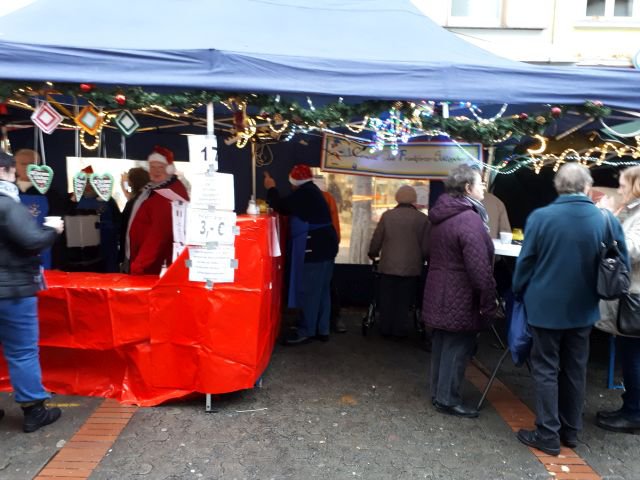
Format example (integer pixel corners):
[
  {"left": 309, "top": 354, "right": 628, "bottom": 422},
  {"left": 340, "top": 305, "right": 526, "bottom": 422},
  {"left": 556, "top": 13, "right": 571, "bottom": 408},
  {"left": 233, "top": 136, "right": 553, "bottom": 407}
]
[{"left": 0, "top": 81, "right": 612, "bottom": 146}]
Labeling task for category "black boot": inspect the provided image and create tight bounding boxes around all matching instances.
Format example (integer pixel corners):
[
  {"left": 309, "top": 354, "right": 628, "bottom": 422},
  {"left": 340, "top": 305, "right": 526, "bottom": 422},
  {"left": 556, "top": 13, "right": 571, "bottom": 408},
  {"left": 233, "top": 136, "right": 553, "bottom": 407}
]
[
  {"left": 21, "top": 401, "right": 61, "bottom": 433},
  {"left": 0, "top": 408, "right": 4, "bottom": 421}
]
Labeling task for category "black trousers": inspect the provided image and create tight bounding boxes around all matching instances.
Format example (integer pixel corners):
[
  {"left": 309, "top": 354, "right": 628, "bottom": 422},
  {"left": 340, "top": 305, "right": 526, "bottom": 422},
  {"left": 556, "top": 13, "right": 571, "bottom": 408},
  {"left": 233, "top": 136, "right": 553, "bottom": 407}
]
[
  {"left": 430, "top": 329, "right": 478, "bottom": 406},
  {"left": 529, "top": 325, "right": 592, "bottom": 442},
  {"left": 378, "top": 274, "right": 419, "bottom": 337}
]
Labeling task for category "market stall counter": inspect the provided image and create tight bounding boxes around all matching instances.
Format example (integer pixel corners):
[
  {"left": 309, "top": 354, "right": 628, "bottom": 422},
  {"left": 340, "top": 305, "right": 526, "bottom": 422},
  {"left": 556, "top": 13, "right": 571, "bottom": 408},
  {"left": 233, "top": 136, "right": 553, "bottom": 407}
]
[{"left": 0, "top": 214, "right": 284, "bottom": 406}]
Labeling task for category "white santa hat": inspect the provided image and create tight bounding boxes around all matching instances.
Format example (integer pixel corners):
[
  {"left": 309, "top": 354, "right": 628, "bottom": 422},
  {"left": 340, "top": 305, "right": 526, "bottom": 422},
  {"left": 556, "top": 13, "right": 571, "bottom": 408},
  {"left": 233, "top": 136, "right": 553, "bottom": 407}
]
[{"left": 147, "top": 146, "right": 176, "bottom": 175}]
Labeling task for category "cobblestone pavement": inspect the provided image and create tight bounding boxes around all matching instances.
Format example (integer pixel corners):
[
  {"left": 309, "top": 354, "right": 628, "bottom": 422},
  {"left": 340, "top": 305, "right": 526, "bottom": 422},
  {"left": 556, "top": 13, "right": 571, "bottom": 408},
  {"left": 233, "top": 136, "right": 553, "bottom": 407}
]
[{"left": 1, "top": 309, "right": 639, "bottom": 479}]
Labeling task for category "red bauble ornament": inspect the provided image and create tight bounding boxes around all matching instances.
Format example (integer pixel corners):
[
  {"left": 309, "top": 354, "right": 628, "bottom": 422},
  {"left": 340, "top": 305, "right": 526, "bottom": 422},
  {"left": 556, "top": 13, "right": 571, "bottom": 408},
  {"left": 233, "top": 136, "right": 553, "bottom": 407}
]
[
  {"left": 550, "top": 106, "right": 562, "bottom": 118},
  {"left": 79, "top": 83, "right": 93, "bottom": 93},
  {"left": 519, "top": 113, "right": 528, "bottom": 120},
  {"left": 115, "top": 94, "right": 127, "bottom": 106}
]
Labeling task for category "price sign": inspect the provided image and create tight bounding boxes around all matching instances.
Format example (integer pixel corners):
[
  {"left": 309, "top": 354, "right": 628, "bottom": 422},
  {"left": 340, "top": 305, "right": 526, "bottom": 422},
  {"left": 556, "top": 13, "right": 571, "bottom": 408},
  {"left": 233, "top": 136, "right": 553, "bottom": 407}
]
[
  {"left": 188, "top": 135, "right": 218, "bottom": 173},
  {"left": 189, "top": 172, "right": 235, "bottom": 211},
  {"left": 188, "top": 245, "right": 236, "bottom": 283},
  {"left": 185, "top": 209, "right": 237, "bottom": 246}
]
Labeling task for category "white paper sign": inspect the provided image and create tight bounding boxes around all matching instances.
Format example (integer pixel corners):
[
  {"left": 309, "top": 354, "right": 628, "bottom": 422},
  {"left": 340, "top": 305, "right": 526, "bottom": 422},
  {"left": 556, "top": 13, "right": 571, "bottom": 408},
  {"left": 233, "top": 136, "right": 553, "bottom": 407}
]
[
  {"left": 270, "top": 216, "right": 281, "bottom": 257},
  {"left": 173, "top": 242, "right": 186, "bottom": 262},
  {"left": 188, "top": 245, "right": 236, "bottom": 283},
  {"left": 185, "top": 208, "right": 237, "bottom": 246},
  {"left": 188, "top": 135, "right": 218, "bottom": 173},
  {"left": 189, "top": 172, "right": 235, "bottom": 211},
  {"left": 172, "top": 201, "right": 188, "bottom": 244}
]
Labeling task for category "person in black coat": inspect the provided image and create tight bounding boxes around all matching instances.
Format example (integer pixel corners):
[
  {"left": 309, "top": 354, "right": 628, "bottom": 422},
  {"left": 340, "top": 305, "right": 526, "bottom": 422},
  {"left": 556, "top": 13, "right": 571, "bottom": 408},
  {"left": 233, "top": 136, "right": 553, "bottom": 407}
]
[
  {"left": 264, "top": 164, "right": 339, "bottom": 345},
  {"left": 0, "top": 151, "right": 63, "bottom": 433}
]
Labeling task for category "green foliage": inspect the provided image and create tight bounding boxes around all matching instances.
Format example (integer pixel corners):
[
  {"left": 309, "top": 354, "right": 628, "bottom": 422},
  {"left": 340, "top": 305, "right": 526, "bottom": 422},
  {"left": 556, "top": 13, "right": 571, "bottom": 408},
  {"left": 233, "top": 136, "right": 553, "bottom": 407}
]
[{"left": 0, "top": 81, "right": 613, "bottom": 145}]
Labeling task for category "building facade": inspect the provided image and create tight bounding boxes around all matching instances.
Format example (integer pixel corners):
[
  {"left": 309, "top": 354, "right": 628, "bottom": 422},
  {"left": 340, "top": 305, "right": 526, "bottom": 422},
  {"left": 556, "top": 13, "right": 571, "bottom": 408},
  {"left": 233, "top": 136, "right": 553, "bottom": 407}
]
[{"left": 413, "top": 0, "right": 640, "bottom": 67}]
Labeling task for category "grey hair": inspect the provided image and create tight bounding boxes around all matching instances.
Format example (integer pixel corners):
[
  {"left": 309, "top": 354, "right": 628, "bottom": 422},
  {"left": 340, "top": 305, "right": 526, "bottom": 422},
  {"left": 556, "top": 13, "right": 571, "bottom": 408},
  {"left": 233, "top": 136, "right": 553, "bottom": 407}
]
[
  {"left": 553, "top": 163, "right": 593, "bottom": 194},
  {"left": 444, "top": 164, "right": 481, "bottom": 198}
]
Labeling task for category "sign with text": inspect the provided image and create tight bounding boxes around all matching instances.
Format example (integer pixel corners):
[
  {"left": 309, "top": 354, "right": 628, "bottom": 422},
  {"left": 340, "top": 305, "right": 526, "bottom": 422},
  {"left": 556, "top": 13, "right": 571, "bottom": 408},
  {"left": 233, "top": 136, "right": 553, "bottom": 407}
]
[
  {"left": 172, "top": 202, "right": 187, "bottom": 244},
  {"left": 321, "top": 134, "right": 482, "bottom": 179},
  {"left": 189, "top": 172, "right": 235, "bottom": 211},
  {"left": 185, "top": 209, "right": 237, "bottom": 246},
  {"left": 188, "top": 245, "right": 236, "bottom": 283},
  {"left": 187, "top": 135, "right": 218, "bottom": 173}
]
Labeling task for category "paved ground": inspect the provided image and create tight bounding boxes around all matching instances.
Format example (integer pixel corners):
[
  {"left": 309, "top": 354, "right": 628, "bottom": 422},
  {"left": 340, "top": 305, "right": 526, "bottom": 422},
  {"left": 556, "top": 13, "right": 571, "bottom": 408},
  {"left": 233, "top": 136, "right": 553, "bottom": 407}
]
[{"left": 1, "top": 309, "right": 639, "bottom": 479}]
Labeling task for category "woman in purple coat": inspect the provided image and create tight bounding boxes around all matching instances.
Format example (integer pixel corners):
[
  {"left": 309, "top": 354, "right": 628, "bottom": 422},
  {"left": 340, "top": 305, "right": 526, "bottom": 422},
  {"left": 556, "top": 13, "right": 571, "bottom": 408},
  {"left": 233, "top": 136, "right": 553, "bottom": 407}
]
[{"left": 422, "top": 165, "right": 497, "bottom": 418}]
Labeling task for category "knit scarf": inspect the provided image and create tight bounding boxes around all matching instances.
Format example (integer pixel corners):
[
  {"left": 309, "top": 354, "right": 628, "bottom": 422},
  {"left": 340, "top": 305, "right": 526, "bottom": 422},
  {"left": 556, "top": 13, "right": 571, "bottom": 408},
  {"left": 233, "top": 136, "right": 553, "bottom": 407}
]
[
  {"left": 124, "top": 175, "right": 177, "bottom": 258},
  {"left": 0, "top": 180, "right": 20, "bottom": 203},
  {"left": 465, "top": 195, "right": 490, "bottom": 234}
]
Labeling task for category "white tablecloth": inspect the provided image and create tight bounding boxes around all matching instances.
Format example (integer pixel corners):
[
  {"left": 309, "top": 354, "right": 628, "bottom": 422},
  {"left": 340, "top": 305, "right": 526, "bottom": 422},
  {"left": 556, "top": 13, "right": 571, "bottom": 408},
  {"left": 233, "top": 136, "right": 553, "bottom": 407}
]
[{"left": 492, "top": 239, "right": 522, "bottom": 257}]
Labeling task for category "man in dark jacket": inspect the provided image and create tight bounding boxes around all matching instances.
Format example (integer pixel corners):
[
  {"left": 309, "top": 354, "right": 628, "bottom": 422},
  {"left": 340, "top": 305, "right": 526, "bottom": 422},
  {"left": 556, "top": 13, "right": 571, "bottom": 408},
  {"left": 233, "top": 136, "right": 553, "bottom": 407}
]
[
  {"left": 264, "top": 165, "right": 339, "bottom": 345},
  {"left": 0, "top": 151, "right": 64, "bottom": 433},
  {"left": 513, "top": 163, "right": 628, "bottom": 456}
]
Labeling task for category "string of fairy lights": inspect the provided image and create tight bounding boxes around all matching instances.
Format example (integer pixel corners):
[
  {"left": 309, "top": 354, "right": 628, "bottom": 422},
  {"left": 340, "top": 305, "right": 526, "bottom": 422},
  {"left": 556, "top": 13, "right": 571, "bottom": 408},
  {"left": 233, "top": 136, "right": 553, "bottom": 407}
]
[{"left": 0, "top": 81, "right": 637, "bottom": 174}]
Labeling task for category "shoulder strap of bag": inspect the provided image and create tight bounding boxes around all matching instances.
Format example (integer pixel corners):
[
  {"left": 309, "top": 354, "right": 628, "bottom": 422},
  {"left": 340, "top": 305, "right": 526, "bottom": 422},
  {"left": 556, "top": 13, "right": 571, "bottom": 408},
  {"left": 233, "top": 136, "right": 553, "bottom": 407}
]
[{"left": 600, "top": 208, "right": 616, "bottom": 248}]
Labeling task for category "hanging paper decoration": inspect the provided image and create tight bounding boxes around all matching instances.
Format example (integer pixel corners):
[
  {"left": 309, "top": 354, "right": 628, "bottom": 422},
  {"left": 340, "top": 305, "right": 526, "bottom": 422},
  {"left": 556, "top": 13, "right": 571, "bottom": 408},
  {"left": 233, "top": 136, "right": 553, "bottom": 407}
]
[
  {"left": 31, "top": 101, "right": 63, "bottom": 134},
  {"left": 89, "top": 173, "right": 114, "bottom": 201},
  {"left": 72, "top": 172, "right": 88, "bottom": 202},
  {"left": 75, "top": 105, "right": 103, "bottom": 135},
  {"left": 114, "top": 110, "right": 140, "bottom": 137},
  {"left": 26, "top": 164, "right": 54, "bottom": 194}
]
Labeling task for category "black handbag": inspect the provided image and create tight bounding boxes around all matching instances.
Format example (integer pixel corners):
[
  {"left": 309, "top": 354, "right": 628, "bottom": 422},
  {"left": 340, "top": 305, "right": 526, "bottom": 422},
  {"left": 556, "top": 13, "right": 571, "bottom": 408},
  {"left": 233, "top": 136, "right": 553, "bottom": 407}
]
[
  {"left": 618, "top": 293, "right": 640, "bottom": 336},
  {"left": 597, "top": 209, "right": 630, "bottom": 300}
]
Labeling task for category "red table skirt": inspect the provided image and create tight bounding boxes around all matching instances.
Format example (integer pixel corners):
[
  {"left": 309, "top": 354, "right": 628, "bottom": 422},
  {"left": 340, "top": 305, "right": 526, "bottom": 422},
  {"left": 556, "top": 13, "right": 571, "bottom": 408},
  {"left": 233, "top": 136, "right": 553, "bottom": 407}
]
[{"left": 0, "top": 215, "right": 284, "bottom": 406}]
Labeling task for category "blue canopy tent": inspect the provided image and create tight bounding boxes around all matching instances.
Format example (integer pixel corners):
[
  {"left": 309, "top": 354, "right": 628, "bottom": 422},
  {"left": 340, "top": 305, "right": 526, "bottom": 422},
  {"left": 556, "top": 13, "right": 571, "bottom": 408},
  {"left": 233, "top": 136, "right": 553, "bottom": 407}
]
[
  {"left": 1, "top": 0, "right": 638, "bottom": 306},
  {"left": 0, "top": 0, "right": 638, "bottom": 110}
]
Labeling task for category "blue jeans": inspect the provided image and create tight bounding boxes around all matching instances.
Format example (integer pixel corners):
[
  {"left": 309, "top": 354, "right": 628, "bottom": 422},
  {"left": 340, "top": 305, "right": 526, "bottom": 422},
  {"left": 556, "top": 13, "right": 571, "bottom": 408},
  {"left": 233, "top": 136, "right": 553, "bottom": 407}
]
[
  {"left": 296, "top": 260, "right": 334, "bottom": 337},
  {"left": 618, "top": 335, "right": 640, "bottom": 420},
  {"left": 0, "top": 297, "right": 50, "bottom": 403}
]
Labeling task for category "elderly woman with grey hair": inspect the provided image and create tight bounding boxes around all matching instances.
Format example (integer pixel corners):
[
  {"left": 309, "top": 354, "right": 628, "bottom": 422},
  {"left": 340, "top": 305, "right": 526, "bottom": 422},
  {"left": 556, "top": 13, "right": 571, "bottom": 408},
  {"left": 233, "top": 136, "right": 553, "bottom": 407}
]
[
  {"left": 422, "top": 165, "right": 496, "bottom": 418},
  {"left": 368, "top": 185, "right": 430, "bottom": 338},
  {"left": 512, "top": 163, "right": 628, "bottom": 456}
]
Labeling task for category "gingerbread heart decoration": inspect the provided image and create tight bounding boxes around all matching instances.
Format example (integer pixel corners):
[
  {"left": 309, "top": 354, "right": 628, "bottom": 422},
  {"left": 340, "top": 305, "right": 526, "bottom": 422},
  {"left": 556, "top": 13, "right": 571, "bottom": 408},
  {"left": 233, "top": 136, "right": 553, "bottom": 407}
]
[
  {"left": 89, "top": 173, "right": 114, "bottom": 202},
  {"left": 73, "top": 172, "right": 88, "bottom": 202},
  {"left": 26, "top": 164, "right": 54, "bottom": 194}
]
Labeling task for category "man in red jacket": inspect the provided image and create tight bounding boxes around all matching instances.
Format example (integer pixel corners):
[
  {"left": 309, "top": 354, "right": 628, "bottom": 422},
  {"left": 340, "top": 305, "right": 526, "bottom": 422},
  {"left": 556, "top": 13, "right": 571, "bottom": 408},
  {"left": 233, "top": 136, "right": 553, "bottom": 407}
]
[{"left": 125, "top": 146, "right": 189, "bottom": 275}]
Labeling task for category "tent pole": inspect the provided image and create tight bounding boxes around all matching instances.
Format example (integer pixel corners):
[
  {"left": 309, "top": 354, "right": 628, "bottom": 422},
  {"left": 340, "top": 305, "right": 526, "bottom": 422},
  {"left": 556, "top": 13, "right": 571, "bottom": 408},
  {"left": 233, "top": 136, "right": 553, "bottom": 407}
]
[
  {"left": 251, "top": 141, "right": 257, "bottom": 202},
  {"left": 485, "top": 146, "right": 495, "bottom": 188},
  {"left": 206, "top": 102, "right": 214, "bottom": 136}
]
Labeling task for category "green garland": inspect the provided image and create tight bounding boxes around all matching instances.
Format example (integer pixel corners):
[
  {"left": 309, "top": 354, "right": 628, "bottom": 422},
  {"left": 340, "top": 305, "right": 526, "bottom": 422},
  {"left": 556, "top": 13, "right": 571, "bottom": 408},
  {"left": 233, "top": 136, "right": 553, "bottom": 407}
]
[{"left": 0, "top": 81, "right": 612, "bottom": 146}]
